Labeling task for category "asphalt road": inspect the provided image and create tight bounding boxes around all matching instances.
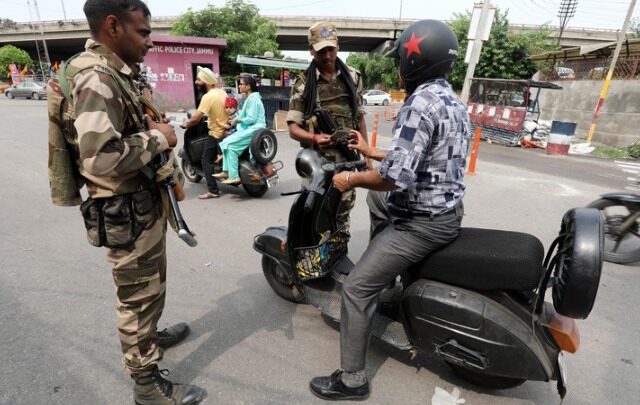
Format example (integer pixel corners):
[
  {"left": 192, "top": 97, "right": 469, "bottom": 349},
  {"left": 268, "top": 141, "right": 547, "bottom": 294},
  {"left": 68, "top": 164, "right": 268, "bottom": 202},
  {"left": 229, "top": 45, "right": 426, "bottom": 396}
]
[{"left": 1, "top": 97, "right": 639, "bottom": 405}]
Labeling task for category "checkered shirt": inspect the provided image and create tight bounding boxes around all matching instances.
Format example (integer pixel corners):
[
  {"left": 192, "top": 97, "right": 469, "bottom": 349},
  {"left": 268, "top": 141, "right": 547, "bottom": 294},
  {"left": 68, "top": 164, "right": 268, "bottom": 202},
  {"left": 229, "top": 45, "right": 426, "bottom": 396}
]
[{"left": 379, "top": 78, "right": 471, "bottom": 215}]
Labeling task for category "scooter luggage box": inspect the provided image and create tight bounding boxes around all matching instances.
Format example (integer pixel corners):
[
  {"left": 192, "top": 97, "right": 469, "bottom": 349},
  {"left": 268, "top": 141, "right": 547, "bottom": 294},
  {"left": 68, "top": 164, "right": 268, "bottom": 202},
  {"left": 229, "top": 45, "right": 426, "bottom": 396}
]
[{"left": 402, "top": 279, "right": 553, "bottom": 381}]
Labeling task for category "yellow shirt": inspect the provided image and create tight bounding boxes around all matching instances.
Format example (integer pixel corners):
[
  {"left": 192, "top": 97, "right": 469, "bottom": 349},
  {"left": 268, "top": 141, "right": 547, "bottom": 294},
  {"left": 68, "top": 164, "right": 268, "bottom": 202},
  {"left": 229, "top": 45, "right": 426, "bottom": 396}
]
[{"left": 197, "top": 88, "right": 228, "bottom": 138}]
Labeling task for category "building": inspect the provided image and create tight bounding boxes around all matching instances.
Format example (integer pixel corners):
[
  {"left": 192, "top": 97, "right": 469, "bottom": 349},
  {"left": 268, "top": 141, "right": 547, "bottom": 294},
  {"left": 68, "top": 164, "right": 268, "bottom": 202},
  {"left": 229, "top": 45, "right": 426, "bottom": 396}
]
[{"left": 141, "top": 34, "right": 226, "bottom": 110}]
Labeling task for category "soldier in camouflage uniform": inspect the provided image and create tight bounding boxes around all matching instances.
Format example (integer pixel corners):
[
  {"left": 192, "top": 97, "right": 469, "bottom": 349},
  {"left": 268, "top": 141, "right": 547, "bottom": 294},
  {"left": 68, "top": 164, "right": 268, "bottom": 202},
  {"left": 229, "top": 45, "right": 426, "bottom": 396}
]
[
  {"left": 287, "top": 21, "right": 367, "bottom": 239},
  {"left": 48, "top": 1, "right": 205, "bottom": 404}
]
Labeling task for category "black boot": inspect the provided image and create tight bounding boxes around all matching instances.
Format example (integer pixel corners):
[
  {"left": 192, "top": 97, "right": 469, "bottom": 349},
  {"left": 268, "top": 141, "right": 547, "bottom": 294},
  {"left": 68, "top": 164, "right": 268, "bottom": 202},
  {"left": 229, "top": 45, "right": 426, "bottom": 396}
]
[
  {"left": 157, "top": 323, "right": 190, "bottom": 349},
  {"left": 309, "top": 369, "right": 370, "bottom": 401},
  {"left": 132, "top": 367, "right": 206, "bottom": 405}
]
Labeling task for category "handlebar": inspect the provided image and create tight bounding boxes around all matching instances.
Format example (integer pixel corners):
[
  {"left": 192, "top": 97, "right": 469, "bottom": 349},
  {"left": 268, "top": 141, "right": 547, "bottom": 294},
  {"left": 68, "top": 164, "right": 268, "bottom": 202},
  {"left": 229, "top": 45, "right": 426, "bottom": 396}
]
[{"left": 321, "top": 158, "right": 367, "bottom": 174}]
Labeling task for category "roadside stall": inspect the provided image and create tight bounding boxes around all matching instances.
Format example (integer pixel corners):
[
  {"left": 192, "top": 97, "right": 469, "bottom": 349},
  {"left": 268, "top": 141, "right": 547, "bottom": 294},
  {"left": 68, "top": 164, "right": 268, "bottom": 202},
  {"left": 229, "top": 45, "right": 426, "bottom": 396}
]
[{"left": 467, "top": 78, "right": 562, "bottom": 146}]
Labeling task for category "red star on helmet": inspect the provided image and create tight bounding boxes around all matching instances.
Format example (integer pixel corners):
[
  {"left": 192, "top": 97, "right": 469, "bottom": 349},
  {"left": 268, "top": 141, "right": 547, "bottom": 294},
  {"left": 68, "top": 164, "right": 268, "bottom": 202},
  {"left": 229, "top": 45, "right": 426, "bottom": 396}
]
[{"left": 403, "top": 32, "right": 426, "bottom": 59}]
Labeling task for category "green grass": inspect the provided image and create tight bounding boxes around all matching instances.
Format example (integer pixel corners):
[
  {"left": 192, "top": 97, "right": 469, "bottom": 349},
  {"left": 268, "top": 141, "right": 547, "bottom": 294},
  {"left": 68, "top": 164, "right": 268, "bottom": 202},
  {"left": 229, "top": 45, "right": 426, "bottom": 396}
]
[{"left": 591, "top": 145, "right": 632, "bottom": 160}]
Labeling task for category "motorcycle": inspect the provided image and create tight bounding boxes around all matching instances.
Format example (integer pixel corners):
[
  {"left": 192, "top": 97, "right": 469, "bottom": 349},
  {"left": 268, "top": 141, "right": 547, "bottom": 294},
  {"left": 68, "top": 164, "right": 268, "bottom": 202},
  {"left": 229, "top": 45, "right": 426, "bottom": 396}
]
[
  {"left": 588, "top": 192, "right": 640, "bottom": 264},
  {"left": 178, "top": 115, "right": 282, "bottom": 198},
  {"left": 254, "top": 148, "right": 604, "bottom": 399}
]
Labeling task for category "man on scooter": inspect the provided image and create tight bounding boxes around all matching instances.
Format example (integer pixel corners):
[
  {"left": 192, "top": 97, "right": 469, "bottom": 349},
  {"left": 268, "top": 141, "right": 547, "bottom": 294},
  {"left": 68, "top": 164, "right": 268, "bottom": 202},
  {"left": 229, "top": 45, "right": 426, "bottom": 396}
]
[
  {"left": 310, "top": 20, "right": 471, "bottom": 401},
  {"left": 181, "top": 66, "right": 227, "bottom": 199}
]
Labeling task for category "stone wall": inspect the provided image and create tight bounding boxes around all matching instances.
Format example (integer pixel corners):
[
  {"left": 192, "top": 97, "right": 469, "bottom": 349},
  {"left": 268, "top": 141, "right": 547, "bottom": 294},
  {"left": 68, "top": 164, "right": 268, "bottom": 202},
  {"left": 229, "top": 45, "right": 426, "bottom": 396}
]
[{"left": 537, "top": 80, "right": 640, "bottom": 147}]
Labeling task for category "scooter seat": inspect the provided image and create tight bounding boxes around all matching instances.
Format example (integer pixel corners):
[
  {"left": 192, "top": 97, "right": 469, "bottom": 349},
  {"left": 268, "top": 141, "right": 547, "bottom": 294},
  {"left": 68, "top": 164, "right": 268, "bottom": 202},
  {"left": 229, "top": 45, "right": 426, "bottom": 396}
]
[{"left": 415, "top": 228, "right": 544, "bottom": 291}]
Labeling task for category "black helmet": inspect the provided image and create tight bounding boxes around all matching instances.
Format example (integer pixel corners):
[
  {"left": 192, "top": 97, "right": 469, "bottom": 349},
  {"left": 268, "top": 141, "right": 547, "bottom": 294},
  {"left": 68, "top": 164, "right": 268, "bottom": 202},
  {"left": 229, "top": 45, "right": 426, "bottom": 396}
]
[{"left": 389, "top": 19, "right": 459, "bottom": 83}]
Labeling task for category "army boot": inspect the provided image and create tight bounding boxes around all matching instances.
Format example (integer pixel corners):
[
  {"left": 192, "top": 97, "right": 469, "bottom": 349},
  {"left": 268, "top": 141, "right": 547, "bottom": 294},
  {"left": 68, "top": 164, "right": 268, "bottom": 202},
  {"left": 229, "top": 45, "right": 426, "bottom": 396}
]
[
  {"left": 157, "top": 322, "right": 190, "bottom": 349},
  {"left": 132, "top": 367, "right": 206, "bottom": 405}
]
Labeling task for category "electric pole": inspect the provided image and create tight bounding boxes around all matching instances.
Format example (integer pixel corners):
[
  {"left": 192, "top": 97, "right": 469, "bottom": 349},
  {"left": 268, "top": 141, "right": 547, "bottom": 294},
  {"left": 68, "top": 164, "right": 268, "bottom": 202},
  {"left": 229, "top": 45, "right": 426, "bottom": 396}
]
[
  {"left": 586, "top": 0, "right": 637, "bottom": 143},
  {"left": 557, "top": 0, "right": 578, "bottom": 46},
  {"left": 60, "top": 0, "right": 67, "bottom": 20},
  {"left": 460, "top": 0, "right": 494, "bottom": 104},
  {"left": 32, "top": 0, "right": 51, "bottom": 78}
]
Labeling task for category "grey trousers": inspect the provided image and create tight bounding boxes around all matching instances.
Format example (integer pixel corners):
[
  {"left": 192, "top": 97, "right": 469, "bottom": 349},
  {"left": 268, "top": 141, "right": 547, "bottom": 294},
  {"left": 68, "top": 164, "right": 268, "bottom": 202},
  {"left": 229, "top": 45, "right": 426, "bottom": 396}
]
[{"left": 340, "top": 190, "right": 463, "bottom": 372}]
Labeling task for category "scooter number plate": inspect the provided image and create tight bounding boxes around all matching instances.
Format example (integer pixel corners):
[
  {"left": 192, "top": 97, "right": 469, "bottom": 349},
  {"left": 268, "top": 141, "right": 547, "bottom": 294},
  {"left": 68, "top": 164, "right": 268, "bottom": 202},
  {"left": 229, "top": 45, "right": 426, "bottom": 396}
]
[{"left": 266, "top": 175, "right": 279, "bottom": 188}]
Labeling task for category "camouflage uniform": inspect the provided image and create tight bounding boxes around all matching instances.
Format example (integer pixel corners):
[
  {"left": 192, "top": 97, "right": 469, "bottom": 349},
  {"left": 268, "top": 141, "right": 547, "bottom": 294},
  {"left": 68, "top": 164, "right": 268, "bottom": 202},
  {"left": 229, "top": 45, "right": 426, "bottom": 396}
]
[
  {"left": 287, "top": 65, "right": 365, "bottom": 237},
  {"left": 65, "top": 39, "right": 172, "bottom": 374}
]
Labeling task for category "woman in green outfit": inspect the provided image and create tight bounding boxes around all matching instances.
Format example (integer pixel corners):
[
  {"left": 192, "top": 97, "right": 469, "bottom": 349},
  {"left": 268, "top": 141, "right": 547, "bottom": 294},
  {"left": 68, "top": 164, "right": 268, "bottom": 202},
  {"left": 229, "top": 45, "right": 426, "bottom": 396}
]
[{"left": 214, "top": 74, "right": 266, "bottom": 185}]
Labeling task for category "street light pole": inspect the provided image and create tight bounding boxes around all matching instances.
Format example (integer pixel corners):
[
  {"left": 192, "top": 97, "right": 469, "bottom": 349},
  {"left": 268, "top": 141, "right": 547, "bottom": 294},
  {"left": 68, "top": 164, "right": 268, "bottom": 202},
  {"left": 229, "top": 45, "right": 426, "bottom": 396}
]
[{"left": 60, "top": 0, "right": 67, "bottom": 20}]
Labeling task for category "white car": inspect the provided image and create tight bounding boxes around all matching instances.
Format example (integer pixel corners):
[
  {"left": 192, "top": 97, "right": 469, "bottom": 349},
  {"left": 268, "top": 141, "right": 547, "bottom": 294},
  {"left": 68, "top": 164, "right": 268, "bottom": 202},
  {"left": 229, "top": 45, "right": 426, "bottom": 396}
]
[{"left": 362, "top": 90, "right": 391, "bottom": 106}]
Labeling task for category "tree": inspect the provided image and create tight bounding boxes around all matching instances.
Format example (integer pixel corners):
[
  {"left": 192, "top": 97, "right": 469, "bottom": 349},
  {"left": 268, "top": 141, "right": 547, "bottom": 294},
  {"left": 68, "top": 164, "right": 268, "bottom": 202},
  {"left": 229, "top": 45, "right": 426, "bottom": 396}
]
[
  {"left": 630, "top": 17, "right": 640, "bottom": 39},
  {"left": 347, "top": 53, "right": 398, "bottom": 90},
  {"left": 0, "top": 45, "right": 32, "bottom": 76},
  {"left": 171, "top": 0, "right": 281, "bottom": 84},
  {"left": 448, "top": 9, "right": 557, "bottom": 90}
]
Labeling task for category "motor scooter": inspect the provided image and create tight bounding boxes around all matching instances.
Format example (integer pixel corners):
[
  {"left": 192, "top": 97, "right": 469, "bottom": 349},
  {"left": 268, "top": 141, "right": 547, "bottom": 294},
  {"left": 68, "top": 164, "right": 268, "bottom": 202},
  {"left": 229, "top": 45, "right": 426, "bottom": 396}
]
[
  {"left": 178, "top": 115, "right": 282, "bottom": 198},
  {"left": 254, "top": 148, "right": 604, "bottom": 398}
]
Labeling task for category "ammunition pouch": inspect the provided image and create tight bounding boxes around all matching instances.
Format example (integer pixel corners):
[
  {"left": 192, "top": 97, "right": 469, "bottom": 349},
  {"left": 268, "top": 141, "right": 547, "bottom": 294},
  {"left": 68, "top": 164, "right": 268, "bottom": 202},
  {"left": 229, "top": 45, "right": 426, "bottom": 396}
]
[{"left": 80, "top": 189, "right": 159, "bottom": 248}]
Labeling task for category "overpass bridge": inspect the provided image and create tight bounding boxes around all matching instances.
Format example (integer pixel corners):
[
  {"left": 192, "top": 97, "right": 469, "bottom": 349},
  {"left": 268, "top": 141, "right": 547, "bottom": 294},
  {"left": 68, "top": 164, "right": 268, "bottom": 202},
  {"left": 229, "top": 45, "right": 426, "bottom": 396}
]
[{"left": 0, "top": 15, "right": 619, "bottom": 61}]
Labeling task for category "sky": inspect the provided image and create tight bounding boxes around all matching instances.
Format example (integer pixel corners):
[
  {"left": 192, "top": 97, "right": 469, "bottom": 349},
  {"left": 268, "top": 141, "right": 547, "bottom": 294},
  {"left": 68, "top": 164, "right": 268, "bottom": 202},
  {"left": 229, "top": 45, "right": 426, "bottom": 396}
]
[{"left": 4, "top": 0, "right": 639, "bottom": 59}]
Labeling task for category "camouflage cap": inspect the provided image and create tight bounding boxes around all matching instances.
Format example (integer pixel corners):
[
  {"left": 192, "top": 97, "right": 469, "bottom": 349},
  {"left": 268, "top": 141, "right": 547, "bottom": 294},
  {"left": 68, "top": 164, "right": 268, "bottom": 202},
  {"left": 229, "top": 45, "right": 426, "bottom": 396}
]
[{"left": 308, "top": 21, "right": 338, "bottom": 51}]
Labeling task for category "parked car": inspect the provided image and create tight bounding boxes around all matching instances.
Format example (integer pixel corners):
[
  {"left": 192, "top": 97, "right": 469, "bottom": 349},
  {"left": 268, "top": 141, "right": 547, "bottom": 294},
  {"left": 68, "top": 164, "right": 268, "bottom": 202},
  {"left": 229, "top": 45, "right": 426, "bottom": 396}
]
[
  {"left": 4, "top": 81, "right": 47, "bottom": 100},
  {"left": 362, "top": 89, "right": 391, "bottom": 106}
]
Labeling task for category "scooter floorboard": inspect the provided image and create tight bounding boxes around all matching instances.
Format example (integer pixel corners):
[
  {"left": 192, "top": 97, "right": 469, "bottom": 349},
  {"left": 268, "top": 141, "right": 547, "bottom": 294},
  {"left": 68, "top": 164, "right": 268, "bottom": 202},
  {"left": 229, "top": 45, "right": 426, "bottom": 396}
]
[{"left": 304, "top": 275, "right": 411, "bottom": 350}]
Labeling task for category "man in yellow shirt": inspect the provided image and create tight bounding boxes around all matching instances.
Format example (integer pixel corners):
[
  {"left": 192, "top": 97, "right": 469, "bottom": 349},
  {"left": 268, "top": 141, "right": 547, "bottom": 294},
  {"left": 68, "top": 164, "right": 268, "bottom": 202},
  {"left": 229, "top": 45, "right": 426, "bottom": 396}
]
[{"left": 182, "top": 66, "right": 227, "bottom": 199}]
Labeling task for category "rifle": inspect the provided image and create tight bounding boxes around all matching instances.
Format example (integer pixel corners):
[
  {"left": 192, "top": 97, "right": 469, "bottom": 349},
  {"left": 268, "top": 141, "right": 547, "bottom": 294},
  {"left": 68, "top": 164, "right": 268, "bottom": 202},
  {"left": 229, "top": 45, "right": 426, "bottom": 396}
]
[{"left": 134, "top": 73, "right": 198, "bottom": 247}]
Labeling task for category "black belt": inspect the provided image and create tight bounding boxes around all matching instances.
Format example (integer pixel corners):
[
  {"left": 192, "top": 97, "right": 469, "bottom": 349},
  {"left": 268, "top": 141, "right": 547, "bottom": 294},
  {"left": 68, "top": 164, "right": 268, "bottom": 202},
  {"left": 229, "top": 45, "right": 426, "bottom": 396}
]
[{"left": 389, "top": 206, "right": 456, "bottom": 219}]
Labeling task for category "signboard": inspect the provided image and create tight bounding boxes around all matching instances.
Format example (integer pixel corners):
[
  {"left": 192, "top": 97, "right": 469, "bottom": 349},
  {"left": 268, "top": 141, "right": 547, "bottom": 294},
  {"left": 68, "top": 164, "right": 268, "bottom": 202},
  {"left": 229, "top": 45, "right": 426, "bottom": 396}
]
[{"left": 8, "top": 64, "right": 20, "bottom": 84}]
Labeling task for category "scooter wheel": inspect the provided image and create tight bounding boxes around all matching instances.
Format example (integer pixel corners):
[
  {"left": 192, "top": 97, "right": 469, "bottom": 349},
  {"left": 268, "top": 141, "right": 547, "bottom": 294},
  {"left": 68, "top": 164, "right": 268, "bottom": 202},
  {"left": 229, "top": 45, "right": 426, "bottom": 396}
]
[
  {"left": 180, "top": 158, "right": 202, "bottom": 183},
  {"left": 446, "top": 362, "right": 526, "bottom": 389},
  {"left": 587, "top": 198, "right": 640, "bottom": 264},
  {"left": 262, "top": 256, "right": 304, "bottom": 303},
  {"left": 250, "top": 129, "right": 278, "bottom": 165}
]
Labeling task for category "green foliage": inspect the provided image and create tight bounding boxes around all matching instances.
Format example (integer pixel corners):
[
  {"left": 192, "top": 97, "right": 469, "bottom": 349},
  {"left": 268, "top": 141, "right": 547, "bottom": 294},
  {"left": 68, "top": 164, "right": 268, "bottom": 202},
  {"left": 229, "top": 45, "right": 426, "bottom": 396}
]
[
  {"left": 349, "top": 8, "right": 554, "bottom": 92},
  {"left": 0, "top": 44, "right": 32, "bottom": 74},
  {"left": 346, "top": 53, "right": 398, "bottom": 90},
  {"left": 0, "top": 18, "right": 18, "bottom": 30},
  {"left": 448, "top": 9, "right": 557, "bottom": 90},
  {"left": 630, "top": 17, "right": 640, "bottom": 39},
  {"left": 171, "top": 0, "right": 281, "bottom": 83},
  {"left": 627, "top": 142, "right": 640, "bottom": 159}
]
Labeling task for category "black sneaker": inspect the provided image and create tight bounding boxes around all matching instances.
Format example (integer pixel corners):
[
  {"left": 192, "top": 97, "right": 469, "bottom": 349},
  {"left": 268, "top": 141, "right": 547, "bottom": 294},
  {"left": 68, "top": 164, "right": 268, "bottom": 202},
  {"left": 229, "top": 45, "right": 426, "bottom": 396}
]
[
  {"left": 309, "top": 370, "right": 370, "bottom": 401},
  {"left": 157, "top": 322, "right": 190, "bottom": 349}
]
